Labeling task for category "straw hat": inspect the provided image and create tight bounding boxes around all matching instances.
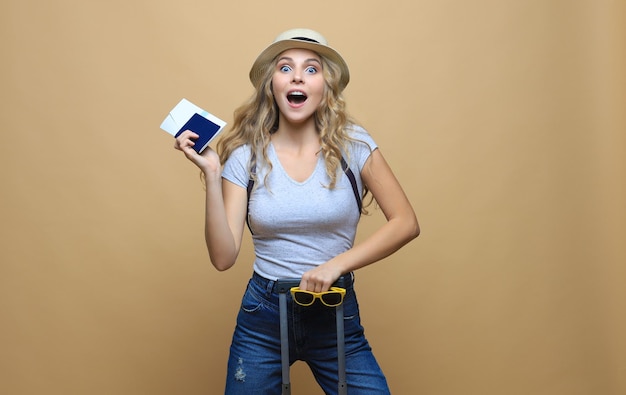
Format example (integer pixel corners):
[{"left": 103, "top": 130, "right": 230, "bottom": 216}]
[{"left": 249, "top": 28, "right": 350, "bottom": 91}]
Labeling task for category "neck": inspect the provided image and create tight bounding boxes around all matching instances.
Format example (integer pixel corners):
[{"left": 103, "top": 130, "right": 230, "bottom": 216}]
[{"left": 273, "top": 117, "right": 319, "bottom": 148}]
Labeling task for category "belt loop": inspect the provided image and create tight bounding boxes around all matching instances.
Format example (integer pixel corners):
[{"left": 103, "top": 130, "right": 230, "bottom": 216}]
[{"left": 265, "top": 278, "right": 275, "bottom": 296}]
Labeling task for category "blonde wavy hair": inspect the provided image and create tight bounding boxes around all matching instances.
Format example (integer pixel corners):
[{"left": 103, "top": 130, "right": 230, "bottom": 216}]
[{"left": 216, "top": 53, "right": 372, "bottom": 212}]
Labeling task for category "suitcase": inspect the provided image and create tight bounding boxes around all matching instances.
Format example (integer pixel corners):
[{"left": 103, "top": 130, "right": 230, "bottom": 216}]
[{"left": 275, "top": 278, "right": 348, "bottom": 395}]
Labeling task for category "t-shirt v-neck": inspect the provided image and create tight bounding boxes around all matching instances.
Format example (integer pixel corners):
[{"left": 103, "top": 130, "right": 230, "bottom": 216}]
[{"left": 269, "top": 142, "right": 322, "bottom": 185}]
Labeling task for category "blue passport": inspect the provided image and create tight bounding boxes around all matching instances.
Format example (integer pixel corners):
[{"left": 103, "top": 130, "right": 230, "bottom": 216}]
[
  {"left": 175, "top": 113, "right": 222, "bottom": 154},
  {"left": 160, "top": 98, "right": 227, "bottom": 154}
]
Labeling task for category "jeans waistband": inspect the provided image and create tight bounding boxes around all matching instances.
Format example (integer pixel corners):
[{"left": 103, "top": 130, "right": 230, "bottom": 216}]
[{"left": 251, "top": 271, "right": 354, "bottom": 294}]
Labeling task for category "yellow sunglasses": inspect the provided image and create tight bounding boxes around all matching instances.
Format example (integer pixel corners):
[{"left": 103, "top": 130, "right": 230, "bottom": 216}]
[{"left": 290, "top": 287, "right": 346, "bottom": 307}]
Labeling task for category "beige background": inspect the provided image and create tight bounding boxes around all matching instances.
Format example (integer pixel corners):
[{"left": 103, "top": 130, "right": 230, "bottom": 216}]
[{"left": 1, "top": 0, "right": 624, "bottom": 394}]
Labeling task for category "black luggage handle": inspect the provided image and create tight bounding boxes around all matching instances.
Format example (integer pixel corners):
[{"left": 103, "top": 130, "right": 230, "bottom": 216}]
[{"left": 275, "top": 278, "right": 347, "bottom": 395}]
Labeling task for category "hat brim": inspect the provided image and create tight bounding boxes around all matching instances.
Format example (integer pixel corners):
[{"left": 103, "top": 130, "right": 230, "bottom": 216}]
[{"left": 249, "top": 39, "right": 350, "bottom": 91}]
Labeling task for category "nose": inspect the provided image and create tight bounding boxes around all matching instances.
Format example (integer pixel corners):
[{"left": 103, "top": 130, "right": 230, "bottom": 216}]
[{"left": 292, "top": 70, "right": 303, "bottom": 83}]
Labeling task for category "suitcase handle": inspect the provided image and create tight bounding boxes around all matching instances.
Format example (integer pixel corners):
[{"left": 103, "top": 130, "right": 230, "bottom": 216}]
[
  {"left": 275, "top": 276, "right": 349, "bottom": 294},
  {"left": 275, "top": 278, "right": 348, "bottom": 395}
]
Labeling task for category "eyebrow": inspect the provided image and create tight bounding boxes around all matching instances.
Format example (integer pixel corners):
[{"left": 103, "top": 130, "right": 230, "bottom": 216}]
[{"left": 277, "top": 56, "right": 322, "bottom": 66}]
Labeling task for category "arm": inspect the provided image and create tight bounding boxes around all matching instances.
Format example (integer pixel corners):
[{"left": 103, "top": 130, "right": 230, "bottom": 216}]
[
  {"left": 204, "top": 177, "right": 248, "bottom": 271},
  {"left": 175, "top": 130, "right": 247, "bottom": 271},
  {"left": 300, "top": 148, "right": 420, "bottom": 291}
]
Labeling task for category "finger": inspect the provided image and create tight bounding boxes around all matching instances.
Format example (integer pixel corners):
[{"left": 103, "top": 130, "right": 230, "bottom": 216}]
[
  {"left": 302, "top": 272, "right": 320, "bottom": 292},
  {"left": 175, "top": 131, "right": 198, "bottom": 147},
  {"left": 302, "top": 275, "right": 321, "bottom": 292},
  {"left": 182, "top": 146, "right": 201, "bottom": 161},
  {"left": 177, "top": 137, "right": 197, "bottom": 153},
  {"left": 177, "top": 130, "right": 198, "bottom": 139}
]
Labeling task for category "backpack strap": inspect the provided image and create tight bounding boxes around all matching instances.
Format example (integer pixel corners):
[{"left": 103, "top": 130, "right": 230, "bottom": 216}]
[
  {"left": 246, "top": 156, "right": 361, "bottom": 234},
  {"left": 340, "top": 156, "right": 362, "bottom": 214},
  {"left": 245, "top": 161, "right": 256, "bottom": 234}
]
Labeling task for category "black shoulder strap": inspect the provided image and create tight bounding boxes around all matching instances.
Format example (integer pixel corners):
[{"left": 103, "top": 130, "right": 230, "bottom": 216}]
[
  {"left": 246, "top": 156, "right": 361, "bottom": 234},
  {"left": 246, "top": 160, "right": 256, "bottom": 234},
  {"left": 340, "top": 156, "right": 362, "bottom": 213}
]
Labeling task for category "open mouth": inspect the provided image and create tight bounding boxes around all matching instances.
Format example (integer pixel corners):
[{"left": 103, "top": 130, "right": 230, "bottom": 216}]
[{"left": 287, "top": 91, "right": 307, "bottom": 105}]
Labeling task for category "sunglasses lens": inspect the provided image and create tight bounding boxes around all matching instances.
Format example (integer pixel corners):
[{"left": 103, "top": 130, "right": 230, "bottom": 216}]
[
  {"left": 321, "top": 293, "right": 343, "bottom": 306},
  {"left": 294, "top": 292, "right": 315, "bottom": 305}
]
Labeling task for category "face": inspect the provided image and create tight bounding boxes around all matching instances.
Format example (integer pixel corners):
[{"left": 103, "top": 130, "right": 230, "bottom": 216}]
[{"left": 271, "top": 48, "right": 325, "bottom": 126}]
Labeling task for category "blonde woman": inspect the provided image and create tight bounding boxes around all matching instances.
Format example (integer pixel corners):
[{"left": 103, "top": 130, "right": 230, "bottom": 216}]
[{"left": 175, "top": 28, "right": 419, "bottom": 394}]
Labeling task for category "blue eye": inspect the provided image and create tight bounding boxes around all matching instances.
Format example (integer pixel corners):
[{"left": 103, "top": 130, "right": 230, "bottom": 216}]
[
  {"left": 305, "top": 66, "right": 317, "bottom": 74},
  {"left": 280, "top": 65, "right": 292, "bottom": 72}
]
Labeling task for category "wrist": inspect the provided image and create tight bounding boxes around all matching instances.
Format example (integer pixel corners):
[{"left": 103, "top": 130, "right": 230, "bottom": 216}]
[{"left": 202, "top": 168, "right": 222, "bottom": 184}]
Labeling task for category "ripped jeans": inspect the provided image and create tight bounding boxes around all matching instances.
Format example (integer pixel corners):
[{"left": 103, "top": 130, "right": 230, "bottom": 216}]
[{"left": 224, "top": 272, "right": 391, "bottom": 394}]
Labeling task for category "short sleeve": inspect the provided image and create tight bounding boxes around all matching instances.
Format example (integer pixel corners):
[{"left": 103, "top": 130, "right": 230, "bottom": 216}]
[
  {"left": 221, "top": 145, "right": 252, "bottom": 188},
  {"left": 347, "top": 125, "right": 378, "bottom": 173}
]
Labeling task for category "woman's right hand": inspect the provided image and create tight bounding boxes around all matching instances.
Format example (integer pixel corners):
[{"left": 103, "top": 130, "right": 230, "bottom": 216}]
[{"left": 174, "top": 130, "right": 221, "bottom": 177}]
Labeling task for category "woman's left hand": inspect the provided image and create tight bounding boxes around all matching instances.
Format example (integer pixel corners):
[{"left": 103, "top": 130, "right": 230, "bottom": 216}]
[{"left": 299, "top": 264, "right": 343, "bottom": 293}]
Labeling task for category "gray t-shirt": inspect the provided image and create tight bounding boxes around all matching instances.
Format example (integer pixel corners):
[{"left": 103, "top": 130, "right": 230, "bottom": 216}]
[{"left": 221, "top": 125, "right": 377, "bottom": 280}]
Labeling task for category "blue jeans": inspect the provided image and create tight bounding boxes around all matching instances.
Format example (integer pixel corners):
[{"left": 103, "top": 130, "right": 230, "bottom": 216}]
[{"left": 224, "top": 272, "right": 390, "bottom": 394}]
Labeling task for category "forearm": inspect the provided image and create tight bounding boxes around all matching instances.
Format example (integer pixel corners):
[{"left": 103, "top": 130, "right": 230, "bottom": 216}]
[
  {"left": 334, "top": 213, "right": 419, "bottom": 274},
  {"left": 203, "top": 174, "right": 238, "bottom": 271},
  {"left": 300, "top": 212, "right": 418, "bottom": 291}
]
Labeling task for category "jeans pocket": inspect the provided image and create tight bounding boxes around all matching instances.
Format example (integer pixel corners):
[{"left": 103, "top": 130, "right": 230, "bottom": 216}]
[{"left": 240, "top": 282, "right": 266, "bottom": 313}]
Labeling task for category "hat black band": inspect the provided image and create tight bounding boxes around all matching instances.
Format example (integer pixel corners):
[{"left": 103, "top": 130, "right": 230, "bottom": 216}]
[{"left": 292, "top": 37, "right": 320, "bottom": 44}]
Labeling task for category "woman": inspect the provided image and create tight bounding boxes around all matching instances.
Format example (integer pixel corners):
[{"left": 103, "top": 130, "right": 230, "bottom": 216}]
[{"left": 175, "top": 28, "right": 419, "bottom": 394}]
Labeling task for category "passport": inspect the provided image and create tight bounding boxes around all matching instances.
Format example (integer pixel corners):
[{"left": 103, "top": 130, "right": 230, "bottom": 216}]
[{"left": 160, "top": 98, "right": 226, "bottom": 153}]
